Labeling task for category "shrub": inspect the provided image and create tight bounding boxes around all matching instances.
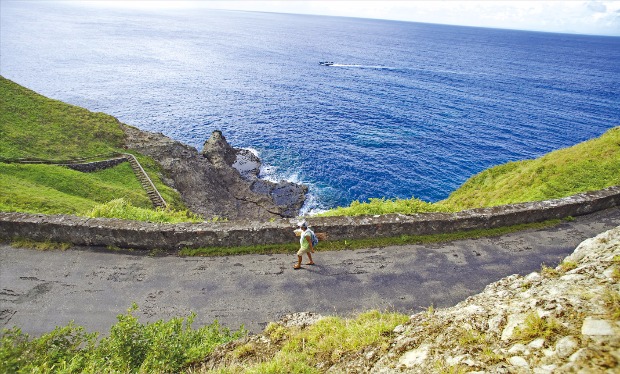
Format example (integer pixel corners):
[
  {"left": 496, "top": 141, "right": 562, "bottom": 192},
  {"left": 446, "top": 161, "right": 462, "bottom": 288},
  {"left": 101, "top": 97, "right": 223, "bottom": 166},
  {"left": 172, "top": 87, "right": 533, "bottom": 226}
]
[
  {"left": 317, "top": 197, "right": 452, "bottom": 217},
  {"left": 85, "top": 198, "right": 203, "bottom": 223},
  {"left": 512, "top": 312, "right": 566, "bottom": 343},
  {"left": 0, "top": 323, "right": 97, "bottom": 374},
  {"left": 0, "top": 304, "right": 245, "bottom": 373}
]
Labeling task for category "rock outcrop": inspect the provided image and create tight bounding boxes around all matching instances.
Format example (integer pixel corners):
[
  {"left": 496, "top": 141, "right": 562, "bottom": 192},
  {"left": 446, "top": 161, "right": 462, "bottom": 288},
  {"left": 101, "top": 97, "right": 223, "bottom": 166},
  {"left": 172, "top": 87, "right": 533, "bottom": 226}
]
[
  {"left": 202, "top": 131, "right": 307, "bottom": 218},
  {"left": 121, "top": 125, "right": 307, "bottom": 220},
  {"left": 366, "top": 225, "right": 620, "bottom": 373}
]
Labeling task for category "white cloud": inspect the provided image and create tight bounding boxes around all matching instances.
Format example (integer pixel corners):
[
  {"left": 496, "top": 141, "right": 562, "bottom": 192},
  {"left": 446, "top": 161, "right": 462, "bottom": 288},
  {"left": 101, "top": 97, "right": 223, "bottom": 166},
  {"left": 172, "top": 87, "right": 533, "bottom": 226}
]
[
  {"left": 587, "top": 1, "right": 607, "bottom": 13},
  {"left": 74, "top": 0, "right": 620, "bottom": 36}
]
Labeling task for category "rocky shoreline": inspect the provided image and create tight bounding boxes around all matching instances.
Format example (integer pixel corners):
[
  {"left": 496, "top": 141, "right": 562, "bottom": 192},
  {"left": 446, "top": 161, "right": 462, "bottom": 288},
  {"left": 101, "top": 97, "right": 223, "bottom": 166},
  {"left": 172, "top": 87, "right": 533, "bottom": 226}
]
[{"left": 121, "top": 124, "right": 307, "bottom": 220}]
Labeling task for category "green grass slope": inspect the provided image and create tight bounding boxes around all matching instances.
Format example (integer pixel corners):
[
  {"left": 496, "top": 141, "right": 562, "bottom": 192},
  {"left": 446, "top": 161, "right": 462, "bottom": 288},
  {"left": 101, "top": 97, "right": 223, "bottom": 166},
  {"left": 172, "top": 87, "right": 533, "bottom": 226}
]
[
  {"left": 441, "top": 126, "right": 620, "bottom": 210},
  {"left": 0, "top": 77, "right": 125, "bottom": 160},
  {"left": 0, "top": 163, "right": 151, "bottom": 214},
  {"left": 321, "top": 127, "right": 620, "bottom": 216},
  {"left": 0, "top": 76, "right": 194, "bottom": 221}
]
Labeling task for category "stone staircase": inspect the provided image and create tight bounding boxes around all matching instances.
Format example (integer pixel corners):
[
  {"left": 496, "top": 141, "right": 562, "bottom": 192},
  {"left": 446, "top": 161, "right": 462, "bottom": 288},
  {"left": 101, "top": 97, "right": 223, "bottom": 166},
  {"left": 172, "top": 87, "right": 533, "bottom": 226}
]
[
  {"left": 123, "top": 153, "right": 167, "bottom": 209},
  {"left": 1, "top": 153, "right": 168, "bottom": 209}
]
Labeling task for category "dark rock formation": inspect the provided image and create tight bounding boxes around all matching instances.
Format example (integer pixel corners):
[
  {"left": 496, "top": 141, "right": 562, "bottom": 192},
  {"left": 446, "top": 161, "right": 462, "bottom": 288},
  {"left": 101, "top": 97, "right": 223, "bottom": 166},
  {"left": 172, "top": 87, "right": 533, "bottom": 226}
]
[
  {"left": 202, "top": 130, "right": 308, "bottom": 218},
  {"left": 202, "top": 130, "right": 238, "bottom": 168},
  {"left": 121, "top": 125, "right": 307, "bottom": 221}
]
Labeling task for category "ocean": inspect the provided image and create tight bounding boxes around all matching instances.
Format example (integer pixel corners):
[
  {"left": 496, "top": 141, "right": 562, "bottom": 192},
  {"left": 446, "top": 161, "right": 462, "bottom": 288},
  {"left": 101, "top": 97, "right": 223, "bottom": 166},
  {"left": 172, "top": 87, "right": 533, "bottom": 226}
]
[{"left": 2, "top": 1, "right": 619, "bottom": 213}]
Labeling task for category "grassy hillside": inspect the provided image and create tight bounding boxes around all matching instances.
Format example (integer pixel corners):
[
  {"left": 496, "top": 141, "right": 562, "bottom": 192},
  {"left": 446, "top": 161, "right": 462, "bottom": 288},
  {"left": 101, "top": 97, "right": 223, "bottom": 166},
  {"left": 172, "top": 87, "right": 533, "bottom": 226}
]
[
  {"left": 0, "top": 162, "right": 150, "bottom": 214},
  {"left": 321, "top": 127, "right": 620, "bottom": 216},
  {"left": 0, "top": 77, "right": 125, "bottom": 160},
  {"left": 0, "top": 76, "right": 193, "bottom": 221},
  {"left": 441, "top": 126, "right": 620, "bottom": 210},
  {"left": 2, "top": 74, "right": 618, "bottom": 221}
]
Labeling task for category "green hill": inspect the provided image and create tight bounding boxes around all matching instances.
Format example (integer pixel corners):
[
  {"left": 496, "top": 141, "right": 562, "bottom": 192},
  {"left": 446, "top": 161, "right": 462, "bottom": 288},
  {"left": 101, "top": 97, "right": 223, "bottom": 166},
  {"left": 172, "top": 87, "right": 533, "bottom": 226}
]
[
  {"left": 0, "top": 76, "right": 193, "bottom": 221},
  {"left": 441, "top": 127, "right": 620, "bottom": 210},
  {"left": 0, "top": 77, "right": 125, "bottom": 160},
  {"left": 320, "top": 127, "right": 620, "bottom": 216}
]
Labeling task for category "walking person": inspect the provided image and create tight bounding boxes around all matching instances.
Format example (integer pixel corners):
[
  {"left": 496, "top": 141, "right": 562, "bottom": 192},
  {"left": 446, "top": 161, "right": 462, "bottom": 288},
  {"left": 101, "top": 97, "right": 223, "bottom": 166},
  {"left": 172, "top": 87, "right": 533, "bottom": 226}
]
[{"left": 294, "top": 221, "right": 314, "bottom": 269}]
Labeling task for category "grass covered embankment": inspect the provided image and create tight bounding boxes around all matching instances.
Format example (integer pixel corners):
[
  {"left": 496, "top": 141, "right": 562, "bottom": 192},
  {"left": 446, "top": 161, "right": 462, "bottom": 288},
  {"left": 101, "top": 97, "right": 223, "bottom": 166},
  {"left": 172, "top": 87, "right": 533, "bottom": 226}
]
[
  {"left": 0, "top": 304, "right": 246, "bottom": 373},
  {"left": 0, "top": 77, "right": 198, "bottom": 222},
  {"left": 320, "top": 127, "right": 620, "bottom": 217},
  {"left": 0, "top": 305, "right": 405, "bottom": 374}
]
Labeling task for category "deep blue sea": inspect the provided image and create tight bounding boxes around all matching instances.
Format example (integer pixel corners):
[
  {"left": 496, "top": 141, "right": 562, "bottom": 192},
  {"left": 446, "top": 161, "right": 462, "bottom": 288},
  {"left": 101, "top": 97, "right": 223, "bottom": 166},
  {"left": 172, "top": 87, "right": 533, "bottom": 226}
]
[{"left": 2, "top": 2, "right": 619, "bottom": 213}]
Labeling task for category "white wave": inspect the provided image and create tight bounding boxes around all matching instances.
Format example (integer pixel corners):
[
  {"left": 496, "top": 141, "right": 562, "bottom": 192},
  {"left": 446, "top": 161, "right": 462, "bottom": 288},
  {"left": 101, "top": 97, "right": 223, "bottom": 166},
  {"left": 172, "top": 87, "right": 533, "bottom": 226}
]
[
  {"left": 299, "top": 192, "right": 328, "bottom": 216},
  {"left": 242, "top": 147, "right": 260, "bottom": 158},
  {"left": 332, "top": 64, "right": 394, "bottom": 69},
  {"left": 258, "top": 164, "right": 302, "bottom": 185},
  {"left": 251, "top": 152, "right": 327, "bottom": 216}
]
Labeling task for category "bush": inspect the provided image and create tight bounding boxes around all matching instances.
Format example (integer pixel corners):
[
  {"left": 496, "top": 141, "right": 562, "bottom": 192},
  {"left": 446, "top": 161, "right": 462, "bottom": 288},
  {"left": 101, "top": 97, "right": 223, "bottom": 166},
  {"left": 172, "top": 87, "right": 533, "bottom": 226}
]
[
  {"left": 0, "top": 304, "right": 245, "bottom": 373},
  {"left": 85, "top": 198, "right": 203, "bottom": 223},
  {"left": 318, "top": 197, "right": 451, "bottom": 217},
  {"left": 0, "top": 323, "right": 97, "bottom": 373}
]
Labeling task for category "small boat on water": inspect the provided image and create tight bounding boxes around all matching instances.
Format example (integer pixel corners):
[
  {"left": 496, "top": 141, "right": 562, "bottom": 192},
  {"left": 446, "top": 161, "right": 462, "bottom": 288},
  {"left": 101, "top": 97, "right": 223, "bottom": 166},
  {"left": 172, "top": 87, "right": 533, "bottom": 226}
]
[{"left": 319, "top": 61, "right": 334, "bottom": 66}]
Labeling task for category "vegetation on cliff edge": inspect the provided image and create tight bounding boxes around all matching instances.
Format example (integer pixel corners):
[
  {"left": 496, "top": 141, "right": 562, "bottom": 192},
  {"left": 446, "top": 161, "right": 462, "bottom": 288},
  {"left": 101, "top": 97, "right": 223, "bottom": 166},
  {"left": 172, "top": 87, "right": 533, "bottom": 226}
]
[
  {"left": 0, "top": 304, "right": 245, "bottom": 374},
  {"left": 2, "top": 76, "right": 618, "bottom": 220},
  {"left": 0, "top": 76, "right": 193, "bottom": 221},
  {"left": 320, "top": 126, "right": 620, "bottom": 216}
]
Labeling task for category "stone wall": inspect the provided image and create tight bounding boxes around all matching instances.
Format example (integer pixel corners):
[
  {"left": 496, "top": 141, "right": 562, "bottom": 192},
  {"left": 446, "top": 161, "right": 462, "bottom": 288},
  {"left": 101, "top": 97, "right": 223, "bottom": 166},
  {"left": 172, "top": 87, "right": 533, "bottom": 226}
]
[
  {"left": 0, "top": 186, "right": 618, "bottom": 250},
  {"left": 62, "top": 157, "right": 128, "bottom": 172}
]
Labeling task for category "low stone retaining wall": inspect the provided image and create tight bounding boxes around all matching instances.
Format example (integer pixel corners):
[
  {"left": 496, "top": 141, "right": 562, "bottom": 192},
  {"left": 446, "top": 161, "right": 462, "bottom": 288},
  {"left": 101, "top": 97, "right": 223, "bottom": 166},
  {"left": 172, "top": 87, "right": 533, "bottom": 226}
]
[
  {"left": 0, "top": 186, "right": 619, "bottom": 250},
  {"left": 62, "top": 157, "right": 128, "bottom": 172}
]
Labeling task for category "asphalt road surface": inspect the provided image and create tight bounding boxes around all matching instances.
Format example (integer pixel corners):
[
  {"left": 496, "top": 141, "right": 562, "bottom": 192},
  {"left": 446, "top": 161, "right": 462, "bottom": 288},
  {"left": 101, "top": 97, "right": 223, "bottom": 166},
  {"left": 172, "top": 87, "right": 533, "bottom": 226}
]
[{"left": 2, "top": 207, "right": 619, "bottom": 336}]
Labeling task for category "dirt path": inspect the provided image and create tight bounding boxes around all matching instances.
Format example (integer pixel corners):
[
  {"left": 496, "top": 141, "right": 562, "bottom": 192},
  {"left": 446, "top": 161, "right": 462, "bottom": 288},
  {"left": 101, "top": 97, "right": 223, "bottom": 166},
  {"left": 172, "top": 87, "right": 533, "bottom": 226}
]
[{"left": 2, "top": 208, "right": 619, "bottom": 336}]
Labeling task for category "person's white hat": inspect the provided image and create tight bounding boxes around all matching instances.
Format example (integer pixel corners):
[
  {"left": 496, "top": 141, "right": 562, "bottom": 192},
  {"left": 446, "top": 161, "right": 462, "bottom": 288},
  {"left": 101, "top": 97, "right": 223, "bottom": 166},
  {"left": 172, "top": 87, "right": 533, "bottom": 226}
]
[{"left": 297, "top": 221, "right": 308, "bottom": 228}]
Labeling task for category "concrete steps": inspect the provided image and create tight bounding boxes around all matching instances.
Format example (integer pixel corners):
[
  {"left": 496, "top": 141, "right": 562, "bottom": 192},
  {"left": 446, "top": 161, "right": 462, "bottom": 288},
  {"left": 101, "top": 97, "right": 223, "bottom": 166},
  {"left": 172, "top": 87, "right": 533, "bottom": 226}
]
[
  {"left": 3, "top": 153, "right": 168, "bottom": 210},
  {"left": 123, "top": 153, "right": 167, "bottom": 209}
]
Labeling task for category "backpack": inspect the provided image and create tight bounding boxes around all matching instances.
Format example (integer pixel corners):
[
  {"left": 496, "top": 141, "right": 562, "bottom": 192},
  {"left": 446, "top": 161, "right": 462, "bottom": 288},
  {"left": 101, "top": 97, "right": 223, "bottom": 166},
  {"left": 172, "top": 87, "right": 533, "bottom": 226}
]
[{"left": 308, "top": 229, "right": 319, "bottom": 247}]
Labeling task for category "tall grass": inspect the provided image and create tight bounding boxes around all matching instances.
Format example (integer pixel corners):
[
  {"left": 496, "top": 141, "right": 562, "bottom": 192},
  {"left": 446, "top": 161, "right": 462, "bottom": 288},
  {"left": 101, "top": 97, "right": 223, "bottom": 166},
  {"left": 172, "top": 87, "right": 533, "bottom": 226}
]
[
  {"left": 205, "top": 310, "right": 408, "bottom": 373},
  {"left": 0, "top": 304, "right": 245, "bottom": 374},
  {"left": 0, "top": 76, "right": 192, "bottom": 218},
  {"left": 85, "top": 198, "right": 203, "bottom": 223}
]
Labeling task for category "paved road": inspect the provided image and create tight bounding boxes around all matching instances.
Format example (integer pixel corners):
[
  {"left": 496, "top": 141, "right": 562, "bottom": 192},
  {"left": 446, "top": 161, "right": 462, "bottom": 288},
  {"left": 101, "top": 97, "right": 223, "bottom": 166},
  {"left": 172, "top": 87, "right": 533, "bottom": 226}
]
[{"left": 2, "top": 208, "right": 620, "bottom": 336}]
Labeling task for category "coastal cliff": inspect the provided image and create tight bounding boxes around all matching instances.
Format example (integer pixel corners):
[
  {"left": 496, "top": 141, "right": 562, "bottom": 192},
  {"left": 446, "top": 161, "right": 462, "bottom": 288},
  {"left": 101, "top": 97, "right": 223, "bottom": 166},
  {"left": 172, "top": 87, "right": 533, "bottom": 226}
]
[{"left": 121, "top": 125, "right": 307, "bottom": 220}]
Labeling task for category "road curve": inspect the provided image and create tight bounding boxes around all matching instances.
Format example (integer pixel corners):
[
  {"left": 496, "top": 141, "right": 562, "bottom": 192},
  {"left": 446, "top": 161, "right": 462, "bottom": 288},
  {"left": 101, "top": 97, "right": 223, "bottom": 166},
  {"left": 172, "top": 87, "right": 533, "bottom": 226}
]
[{"left": 2, "top": 207, "right": 619, "bottom": 336}]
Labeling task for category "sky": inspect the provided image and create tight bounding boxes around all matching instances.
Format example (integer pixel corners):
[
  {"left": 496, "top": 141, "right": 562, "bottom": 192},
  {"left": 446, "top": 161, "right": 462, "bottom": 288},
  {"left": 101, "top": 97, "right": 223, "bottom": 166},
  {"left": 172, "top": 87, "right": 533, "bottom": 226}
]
[{"left": 77, "top": 1, "right": 620, "bottom": 36}]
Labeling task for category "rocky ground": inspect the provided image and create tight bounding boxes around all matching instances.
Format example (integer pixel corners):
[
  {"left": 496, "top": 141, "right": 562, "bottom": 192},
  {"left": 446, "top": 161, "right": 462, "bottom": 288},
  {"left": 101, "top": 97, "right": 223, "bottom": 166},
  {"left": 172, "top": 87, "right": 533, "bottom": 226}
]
[
  {"left": 199, "top": 225, "right": 620, "bottom": 373},
  {"left": 369, "top": 225, "right": 620, "bottom": 373},
  {"left": 121, "top": 124, "right": 307, "bottom": 220}
]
